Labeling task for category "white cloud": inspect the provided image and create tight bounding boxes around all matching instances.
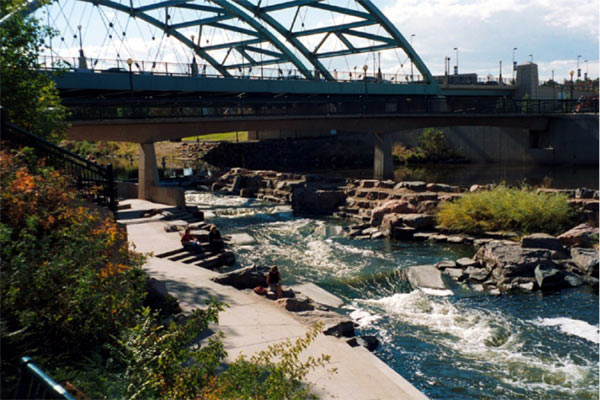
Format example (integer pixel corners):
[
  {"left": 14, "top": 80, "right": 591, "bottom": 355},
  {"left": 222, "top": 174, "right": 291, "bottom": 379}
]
[{"left": 381, "top": 0, "right": 599, "bottom": 80}]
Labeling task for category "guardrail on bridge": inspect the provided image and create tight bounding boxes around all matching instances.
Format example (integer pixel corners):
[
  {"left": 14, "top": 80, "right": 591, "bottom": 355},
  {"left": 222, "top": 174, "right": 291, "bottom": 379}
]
[{"left": 64, "top": 97, "right": 598, "bottom": 121}]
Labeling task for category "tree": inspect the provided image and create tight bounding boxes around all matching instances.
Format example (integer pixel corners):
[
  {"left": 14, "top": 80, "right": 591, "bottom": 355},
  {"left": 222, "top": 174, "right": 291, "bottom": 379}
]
[{"left": 0, "top": 0, "right": 67, "bottom": 141}]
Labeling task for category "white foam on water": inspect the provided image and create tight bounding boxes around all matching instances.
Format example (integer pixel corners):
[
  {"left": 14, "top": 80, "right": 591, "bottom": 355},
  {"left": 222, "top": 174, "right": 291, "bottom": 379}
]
[
  {"left": 348, "top": 307, "right": 381, "bottom": 327},
  {"left": 331, "top": 241, "right": 378, "bottom": 257},
  {"left": 535, "top": 317, "right": 600, "bottom": 344},
  {"left": 361, "top": 291, "right": 595, "bottom": 396}
]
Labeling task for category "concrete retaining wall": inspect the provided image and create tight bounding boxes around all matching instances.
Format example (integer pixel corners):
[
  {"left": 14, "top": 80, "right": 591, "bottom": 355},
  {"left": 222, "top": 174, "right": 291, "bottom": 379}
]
[
  {"left": 118, "top": 181, "right": 186, "bottom": 208},
  {"left": 394, "top": 114, "right": 598, "bottom": 165},
  {"left": 247, "top": 115, "right": 598, "bottom": 165}
]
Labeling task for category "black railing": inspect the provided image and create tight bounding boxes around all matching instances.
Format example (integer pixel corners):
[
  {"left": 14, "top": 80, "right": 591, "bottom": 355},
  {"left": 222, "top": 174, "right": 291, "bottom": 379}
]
[
  {"left": 64, "top": 97, "right": 599, "bottom": 122},
  {"left": 1, "top": 111, "right": 117, "bottom": 215},
  {"left": 15, "top": 357, "right": 75, "bottom": 400}
]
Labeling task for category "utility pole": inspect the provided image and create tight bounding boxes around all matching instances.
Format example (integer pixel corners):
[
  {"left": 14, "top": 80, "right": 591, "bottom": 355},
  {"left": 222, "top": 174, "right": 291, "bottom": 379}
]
[{"left": 512, "top": 47, "right": 517, "bottom": 83}]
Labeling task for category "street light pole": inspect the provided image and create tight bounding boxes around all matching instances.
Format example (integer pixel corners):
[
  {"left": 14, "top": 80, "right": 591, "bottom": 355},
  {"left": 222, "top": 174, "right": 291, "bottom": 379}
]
[
  {"left": 569, "top": 70, "right": 574, "bottom": 102},
  {"left": 584, "top": 60, "right": 588, "bottom": 80},
  {"left": 453, "top": 47, "right": 458, "bottom": 75},
  {"left": 410, "top": 34, "right": 415, "bottom": 81},
  {"left": 512, "top": 47, "right": 517, "bottom": 83},
  {"left": 499, "top": 60, "right": 502, "bottom": 84},
  {"left": 577, "top": 55, "right": 581, "bottom": 79},
  {"left": 529, "top": 54, "right": 533, "bottom": 63},
  {"left": 127, "top": 58, "right": 134, "bottom": 96}
]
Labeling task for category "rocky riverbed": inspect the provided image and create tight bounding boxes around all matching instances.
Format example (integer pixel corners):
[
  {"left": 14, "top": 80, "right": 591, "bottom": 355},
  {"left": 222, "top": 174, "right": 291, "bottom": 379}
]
[{"left": 210, "top": 168, "right": 599, "bottom": 294}]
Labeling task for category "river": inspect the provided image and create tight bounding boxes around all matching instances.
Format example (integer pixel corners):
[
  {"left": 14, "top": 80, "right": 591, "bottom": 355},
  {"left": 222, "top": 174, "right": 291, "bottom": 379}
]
[{"left": 186, "top": 191, "right": 599, "bottom": 400}]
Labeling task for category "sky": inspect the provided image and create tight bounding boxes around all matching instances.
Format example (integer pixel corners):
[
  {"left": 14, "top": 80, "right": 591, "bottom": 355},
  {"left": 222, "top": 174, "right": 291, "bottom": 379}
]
[
  {"left": 380, "top": 0, "right": 599, "bottom": 81},
  {"left": 35, "top": 0, "right": 599, "bottom": 82}
]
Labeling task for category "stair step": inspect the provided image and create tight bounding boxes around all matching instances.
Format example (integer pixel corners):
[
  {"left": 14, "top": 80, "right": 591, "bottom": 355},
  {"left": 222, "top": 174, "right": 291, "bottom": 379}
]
[{"left": 155, "top": 248, "right": 187, "bottom": 258}]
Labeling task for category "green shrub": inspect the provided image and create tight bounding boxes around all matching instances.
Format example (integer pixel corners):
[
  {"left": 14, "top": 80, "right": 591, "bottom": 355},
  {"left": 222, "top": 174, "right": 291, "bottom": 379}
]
[
  {"left": 0, "top": 148, "right": 146, "bottom": 393},
  {"left": 1, "top": 147, "right": 331, "bottom": 399},
  {"left": 436, "top": 185, "right": 573, "bottom": 235},
  {"left": 393, "top": 128, "right": 463, "bottom": 164},
  {"left": 205, "top": 323, "right": 334, "bottom": 400},
  {"left": 418, "top": 128, "right": 447, "bottom": 158}
]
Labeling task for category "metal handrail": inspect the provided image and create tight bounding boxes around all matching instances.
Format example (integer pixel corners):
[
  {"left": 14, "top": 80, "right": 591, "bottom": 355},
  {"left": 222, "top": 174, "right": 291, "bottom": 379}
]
[
  {"left": 1, "top": 109, "right": 117, "bottom": 215},
  {"left": 15, "top": 357, "right": 75, "bottom": 400},
  {"left": 63, "top": 97, "right": 598, "bottom": 122}
]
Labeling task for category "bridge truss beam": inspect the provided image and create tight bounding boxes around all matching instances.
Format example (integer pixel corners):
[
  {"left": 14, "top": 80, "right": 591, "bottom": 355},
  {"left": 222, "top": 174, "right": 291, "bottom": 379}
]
[{"left": 22, "top": 0, "right": 438, "bottom": 88}]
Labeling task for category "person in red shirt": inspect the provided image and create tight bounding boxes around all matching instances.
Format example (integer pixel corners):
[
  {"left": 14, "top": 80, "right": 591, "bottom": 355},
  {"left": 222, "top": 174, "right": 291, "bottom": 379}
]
[{"left": 181, "top": 228, "right": 202, "bottom": 252}]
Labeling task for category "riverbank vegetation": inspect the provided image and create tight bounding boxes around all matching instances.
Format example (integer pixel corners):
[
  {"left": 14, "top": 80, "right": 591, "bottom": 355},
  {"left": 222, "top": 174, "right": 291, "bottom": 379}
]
[
  {"left": 436, "top": 185, "right": 573, "bottom": 235},
  {"left": 0, "top": 148, "right": 328, "bottom": 398},
  {"left": 393, "top": 128, "right": 465, "bottom": 164}
]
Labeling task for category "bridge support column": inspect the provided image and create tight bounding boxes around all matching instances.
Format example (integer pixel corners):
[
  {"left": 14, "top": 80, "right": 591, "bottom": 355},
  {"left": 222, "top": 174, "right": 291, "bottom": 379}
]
[
  {"left": 138, "top": 142, "right": 159, "bottom": 200},
  {"left": 373, "top": 133, "right": 394, "bottom": 180}
]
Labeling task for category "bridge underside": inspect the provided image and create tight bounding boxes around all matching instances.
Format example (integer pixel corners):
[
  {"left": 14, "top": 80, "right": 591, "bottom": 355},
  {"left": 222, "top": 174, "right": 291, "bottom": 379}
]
[
  {"left": 68, "top": 113, "right": 551, "bottom": 186},
  {"left": 67, "top": 114, "right": 550, "bottom": 142}
]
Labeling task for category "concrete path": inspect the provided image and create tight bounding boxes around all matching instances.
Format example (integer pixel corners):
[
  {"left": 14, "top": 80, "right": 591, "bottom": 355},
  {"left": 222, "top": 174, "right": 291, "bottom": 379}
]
[{"left": 119, "top": 199, "right": 428, "bottom": 400}]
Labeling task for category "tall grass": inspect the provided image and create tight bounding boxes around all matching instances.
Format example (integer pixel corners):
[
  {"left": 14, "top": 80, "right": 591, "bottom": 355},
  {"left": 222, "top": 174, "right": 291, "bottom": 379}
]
[{"left": 436, "top": 185, "right": 573, "bottom": 235}]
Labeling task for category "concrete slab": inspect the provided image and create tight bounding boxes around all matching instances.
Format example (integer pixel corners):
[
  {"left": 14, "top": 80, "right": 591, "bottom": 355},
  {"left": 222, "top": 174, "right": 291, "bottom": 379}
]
[
  {"left": 119, "top": 199, "right": 428, "bottom": 400},
  {"left": 291, "top": 283, "right": 344, "bottom": 308}
]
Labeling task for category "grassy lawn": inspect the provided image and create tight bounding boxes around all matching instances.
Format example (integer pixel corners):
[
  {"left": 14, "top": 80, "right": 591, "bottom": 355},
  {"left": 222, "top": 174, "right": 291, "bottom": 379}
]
[{"left": 184, "top": 131, "right": 248, "bottom": 142}]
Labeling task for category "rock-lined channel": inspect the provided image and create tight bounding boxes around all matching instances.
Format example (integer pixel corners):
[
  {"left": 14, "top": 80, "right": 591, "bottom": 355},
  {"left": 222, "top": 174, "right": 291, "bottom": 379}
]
[{"left": 185, "top": 185, "right": 598, "bottom": 400}]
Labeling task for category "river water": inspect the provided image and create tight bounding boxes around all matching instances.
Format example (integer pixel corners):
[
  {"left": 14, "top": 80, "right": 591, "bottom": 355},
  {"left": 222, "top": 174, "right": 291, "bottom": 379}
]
[{"left": 187, "top": 192, "right": 599, "bottom": 399}]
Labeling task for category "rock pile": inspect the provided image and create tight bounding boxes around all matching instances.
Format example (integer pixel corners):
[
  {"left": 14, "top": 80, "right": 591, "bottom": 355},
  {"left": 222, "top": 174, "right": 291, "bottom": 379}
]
[
  {"left": 435, "top": 231, "right": 599, "bottom": 293},
  {"left": 212, "top": 168, "right": 349, "bottom": 214}
]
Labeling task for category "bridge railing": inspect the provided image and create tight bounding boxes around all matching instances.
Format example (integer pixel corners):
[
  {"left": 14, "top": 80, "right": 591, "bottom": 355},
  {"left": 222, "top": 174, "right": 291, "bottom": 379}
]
[
  {"left": 64, "top": 97, "right": 597, "bottom": 122},
  {"left": 39, "top": 55, "right": 419, "bottom": 84},
  {"left": 1, "top": 110, "right": 118, "bottom": 215}
]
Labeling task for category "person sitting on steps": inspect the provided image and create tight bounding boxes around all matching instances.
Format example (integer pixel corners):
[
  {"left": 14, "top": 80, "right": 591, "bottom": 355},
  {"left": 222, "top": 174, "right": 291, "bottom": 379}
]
[
  {"left": 266, "top": 266, "right": 283, "bottom": 299},
  {"left": 181, "top": 228, "right": 203, "bottom": 253},
  {"left": 208, "top": 224, "right": 224, "bottom": 253}
]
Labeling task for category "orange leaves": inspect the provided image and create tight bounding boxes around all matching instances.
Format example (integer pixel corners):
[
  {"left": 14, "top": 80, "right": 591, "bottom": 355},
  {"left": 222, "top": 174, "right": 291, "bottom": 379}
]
[
  {"left": 100, "top": 262, "right": 130, "bottom": 280},
  {"left": 13, "top": 168, "right": 37, "bottom": 193}
]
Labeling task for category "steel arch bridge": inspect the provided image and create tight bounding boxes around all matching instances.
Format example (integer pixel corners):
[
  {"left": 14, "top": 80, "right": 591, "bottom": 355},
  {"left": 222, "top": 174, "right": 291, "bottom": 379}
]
[{"left": 17, "top": 0, "right": 439, "bottom": 90}]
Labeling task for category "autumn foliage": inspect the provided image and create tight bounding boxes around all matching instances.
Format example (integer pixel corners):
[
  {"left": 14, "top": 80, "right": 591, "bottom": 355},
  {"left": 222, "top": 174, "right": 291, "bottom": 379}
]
[
  {"left": 0, "top": 148, "right": 146, "bottom": 382},
  {"left": 1, "top": 148, "right": 329, "bottom": 398}
]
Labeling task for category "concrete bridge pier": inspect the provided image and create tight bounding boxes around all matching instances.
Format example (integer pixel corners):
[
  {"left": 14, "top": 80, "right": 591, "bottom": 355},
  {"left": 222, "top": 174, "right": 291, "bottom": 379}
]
[
  {"left": 138, "top": 142, "right": 160, "bottom": 200},
  {"left": 373, "top": 132, "right": 394, "bottom": 180}
]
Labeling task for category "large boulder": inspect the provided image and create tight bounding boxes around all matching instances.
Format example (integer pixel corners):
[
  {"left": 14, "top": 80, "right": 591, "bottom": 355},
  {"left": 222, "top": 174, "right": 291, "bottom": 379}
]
[
  {"left": 380, "top": 213, "right": 404, "bottom": 237},
  {"left": 276, "top": 296, "right": 314, "bottom": 312},
  {"left": 381, "top": 214, "right": 435, "bottom": 235},
  {"left": 395, "top": 181, "right": 427, "bottom": 192},
  {"left": 357, "top": 335, "right": 379, "bottom": 352},
  {"left": 475, "top": 241, "right": 555, "bottom": 278},
  {"left": 521, "top": 233, "right": 566, "bottom": 253},
  {"left": 295, "top": 310, "right": 355, "bottom": 338},
  {"left": 570, "top": 248, "right": 599, "bottom": 277},
  {"left": 370, "top": 200, "right": 415, "bottom": 226},
  {"left": 426, "top": 183, "right": 460, "bottom": 193},
  {"left": 399, "top": 214, "right": 436, "bottom": 230},
  {"left": 291, "top": 185, "right": 346, "bottom": 215},
  {"left": 534, "top": 264, "right": 570, "bottom": 291},
  {"left": 558, "top": 223, "right": 599, "bottom": 248},
  {"left": 211, "top": 265, "right": 269, "bottom": 289}
]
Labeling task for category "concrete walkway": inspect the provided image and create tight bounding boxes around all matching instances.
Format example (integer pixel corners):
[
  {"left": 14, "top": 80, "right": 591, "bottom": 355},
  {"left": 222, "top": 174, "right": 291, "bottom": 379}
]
[{"left": 119, "top": 199, "right": 428, "bottom": 400}]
